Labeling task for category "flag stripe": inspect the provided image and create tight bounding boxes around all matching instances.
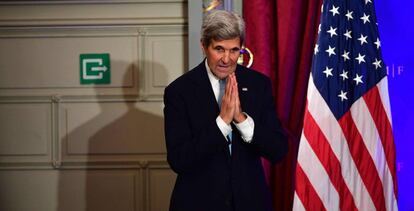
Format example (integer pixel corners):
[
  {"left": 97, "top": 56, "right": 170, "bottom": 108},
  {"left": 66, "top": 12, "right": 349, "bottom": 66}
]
[
  {"left": 305, "top": 76, "right": 376, "bottom": 210},
  {"left": 303, "top": 109, "right": 358, "bottom": 211},
  {"left": 363, "top": 82, "right": 398, "bottom": 198},
  {"left": 292, "top": 192, "right": 306, "bottom": 211},
  {"left": 294, "top": 0, "right": 398, "bottom": 210},
  {"left": 374, "top": 79, "right": 399, "bottom": 211},
  {"left": 339, "top": 112, "right": 387, "bottom": 211},
  {"left": 295, "top": 163, "right": 327, "bottom": 211},
  {"left": 349, "top": 80, "right": 398, "bottom": 211},
  {"left": 297, "top": 133, "right": 340, "bottom": 210},
  {"left": 376, "top": 78, "right": 393, "bottom": 126}
]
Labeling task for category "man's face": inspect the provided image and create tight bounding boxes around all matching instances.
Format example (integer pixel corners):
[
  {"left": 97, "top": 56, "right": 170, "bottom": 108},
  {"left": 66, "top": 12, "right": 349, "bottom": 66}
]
[{"left": 202, "top": 38, "right": 241, "bottom": 79}]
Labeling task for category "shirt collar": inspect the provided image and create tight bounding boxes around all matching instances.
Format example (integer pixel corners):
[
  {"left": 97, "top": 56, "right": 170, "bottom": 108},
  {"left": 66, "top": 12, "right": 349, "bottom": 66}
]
[{"left": 205, "top": 59, "right": 220, "bottom": 85}]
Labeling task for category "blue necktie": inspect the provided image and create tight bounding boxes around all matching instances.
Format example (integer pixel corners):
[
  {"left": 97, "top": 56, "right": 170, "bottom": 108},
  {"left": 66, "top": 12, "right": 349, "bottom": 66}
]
[{"left": 218, "top": 79, "right": 232, "bottom": 154}]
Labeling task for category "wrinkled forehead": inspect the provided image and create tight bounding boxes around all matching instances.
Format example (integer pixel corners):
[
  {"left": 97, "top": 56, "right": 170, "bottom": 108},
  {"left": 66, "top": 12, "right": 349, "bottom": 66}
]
[{"left": 208, "top": 38, "right": 242, "bottom": 48}]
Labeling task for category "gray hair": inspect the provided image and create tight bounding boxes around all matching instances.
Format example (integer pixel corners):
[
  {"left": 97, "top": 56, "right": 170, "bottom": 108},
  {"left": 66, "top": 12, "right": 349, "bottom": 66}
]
[{"left": 201, "top": 10, "right": 245, "bottom": 48}]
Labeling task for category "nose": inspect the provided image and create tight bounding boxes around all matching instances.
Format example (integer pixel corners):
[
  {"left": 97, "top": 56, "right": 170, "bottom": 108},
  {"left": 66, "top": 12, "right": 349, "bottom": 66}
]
[{"left": 221, "top": 51, "right": 230, "bottom": 64}]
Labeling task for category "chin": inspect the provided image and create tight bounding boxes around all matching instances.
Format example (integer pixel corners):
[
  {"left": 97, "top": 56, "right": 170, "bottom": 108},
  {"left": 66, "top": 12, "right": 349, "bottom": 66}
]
[
  {"left": 217, "top": 74, "right": 228, "bottom": 80},
  {"left": 212, "top": 71, "right": 227, "bottom": 79},
  {"left": 216, "top": 69, "right": 235, "bottom": 78}
]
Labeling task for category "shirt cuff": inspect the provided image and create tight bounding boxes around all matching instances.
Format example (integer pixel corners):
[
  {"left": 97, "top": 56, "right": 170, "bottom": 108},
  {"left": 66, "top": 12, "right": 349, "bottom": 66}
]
[
  {"left": 234, "top": 113, "right": 254, "bottom": 143},
  {"left": 216, "top": 116, "right": 232, "bottom": 137}
]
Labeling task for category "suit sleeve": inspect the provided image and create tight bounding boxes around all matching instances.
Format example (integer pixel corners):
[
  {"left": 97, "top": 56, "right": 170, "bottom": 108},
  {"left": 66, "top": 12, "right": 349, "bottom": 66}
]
[
  {"left": 249, "top": 77, "right": 289, "bottom": 164},
  {"left": 164, "top": 85, "right": 228, "bottom": 174}
]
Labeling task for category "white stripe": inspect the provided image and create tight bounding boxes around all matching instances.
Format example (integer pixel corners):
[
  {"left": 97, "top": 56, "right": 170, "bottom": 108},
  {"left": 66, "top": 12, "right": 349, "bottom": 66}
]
[
  {"left": 297, "top": 134, "right": 339, "bottom": 210},
  {"left": 292, "top": 191, "right": 306, "bottom": 211},
  {"left": 306, "top": 76, "right": 376, "bottom": 211},
  {"left": 355, "top": 83, "right": 398, "bottom": 210},
  {"left": 383, "top": 168, "right": 399, "bottom": 211},
  {"left": 350, "top": 97, "right": 384, "bottom": 176},
  {"left": 351, "top": 95, "right": 398, "bottom": 211},
  {"left": 377, "top": 77, "right": 399, "bottom": 210},
  {"left": 377, "top": 77, "right": 393, "bottom": 126}
]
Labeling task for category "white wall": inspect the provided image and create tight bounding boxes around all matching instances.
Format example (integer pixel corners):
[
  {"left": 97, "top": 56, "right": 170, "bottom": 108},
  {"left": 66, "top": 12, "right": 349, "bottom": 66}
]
[{"left": 0, "top": 1, "right": 187, "bottom": 210}]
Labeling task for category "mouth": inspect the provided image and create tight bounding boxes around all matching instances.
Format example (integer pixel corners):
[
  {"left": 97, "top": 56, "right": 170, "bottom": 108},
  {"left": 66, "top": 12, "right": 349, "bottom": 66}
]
[{"left": 217, "top": 65, "right": 230, "bottom": 71}]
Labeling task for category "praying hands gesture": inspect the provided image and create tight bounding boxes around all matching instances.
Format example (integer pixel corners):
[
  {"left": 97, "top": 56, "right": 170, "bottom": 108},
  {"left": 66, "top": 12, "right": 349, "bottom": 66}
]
[{"left": 219, "top": 73, "right": 247, "bottom": 124}]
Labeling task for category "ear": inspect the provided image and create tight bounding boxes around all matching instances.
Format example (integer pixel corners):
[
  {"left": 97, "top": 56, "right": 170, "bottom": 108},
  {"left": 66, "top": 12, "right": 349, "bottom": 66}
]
[{"left": 200, "top": 40, "right": 206, "bottom": 54}]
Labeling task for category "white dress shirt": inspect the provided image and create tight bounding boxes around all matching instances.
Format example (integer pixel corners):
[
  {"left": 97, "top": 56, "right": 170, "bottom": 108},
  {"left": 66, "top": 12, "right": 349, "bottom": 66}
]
[{"left": 205, "top": 60, "right": 255, "bottom": 143}]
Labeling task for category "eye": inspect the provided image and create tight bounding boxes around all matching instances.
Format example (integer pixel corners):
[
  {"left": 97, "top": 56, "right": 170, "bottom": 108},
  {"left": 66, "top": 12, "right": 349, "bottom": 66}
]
[
  {"left": 230, "top": 48, "right": 240, "bottom": 53},
  {"left": 214, "top": 46, "right": 224, "bottom": 52}
]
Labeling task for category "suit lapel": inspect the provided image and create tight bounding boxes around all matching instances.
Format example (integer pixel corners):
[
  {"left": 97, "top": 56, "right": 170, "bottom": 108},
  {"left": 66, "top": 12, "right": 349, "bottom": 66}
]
[
  {"left": 191, "top": 63, "right": 253, "bottom": 157},
  {"left": 193, "top": 61, "right": 232, "bottom": 157},
  {"left": 235, "top": 66, "right": 252, "bottom": 115},
  {"left": 193, "top": 62, "right": 220, "bottom": 121}
]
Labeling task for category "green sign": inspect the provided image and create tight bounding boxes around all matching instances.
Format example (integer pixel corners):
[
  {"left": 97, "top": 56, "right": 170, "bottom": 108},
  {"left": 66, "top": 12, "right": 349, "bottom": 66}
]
[{"left": 80, "top": 53, "right": 110, "bottom": 84}]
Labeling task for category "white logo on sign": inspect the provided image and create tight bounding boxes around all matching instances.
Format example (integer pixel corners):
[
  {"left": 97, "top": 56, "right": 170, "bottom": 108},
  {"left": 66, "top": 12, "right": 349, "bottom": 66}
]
[{"left": 82, "top": 58, "right": 108, "bottom": 80}]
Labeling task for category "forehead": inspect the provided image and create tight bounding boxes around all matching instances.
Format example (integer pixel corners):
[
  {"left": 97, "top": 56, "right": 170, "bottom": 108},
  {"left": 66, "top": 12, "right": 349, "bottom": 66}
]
[{"left": 209, "top": 38, "right": 241, "bottom": 48}]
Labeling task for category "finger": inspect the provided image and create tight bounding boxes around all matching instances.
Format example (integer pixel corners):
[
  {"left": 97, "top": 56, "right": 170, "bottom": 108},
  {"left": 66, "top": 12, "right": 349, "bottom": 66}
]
[
  {"left": 223, "top": 77, "right": 230, "bottom": 100},
  {"left": 231, "top": 75, "right": 238, "bottom": 98},
  {"left": 229, "top": 73, "right": 235, "bottom": 84},
  {"left": 233, "top": 75, "right": 238, "bottom": 92},
  {"left": 227, "top": 77, "right": 233, "bottom": 98},
  {"left": 233, "top": 75, "right": 242, "bottom": 111},
  {"left": 235, "top": 88, "right": 241, "bottom": 112},
  {"left": 228, "top": 79, "right": 233, "bottom": 100},
  {"left": 234, "top": 80, "right": 239, "bottom": 100},
  {"left": 230, "top": 74, "right": 236, "bottom": 91},
  {"left": 226, "top": 77, "right": 232, "bottom": 94},
  {"left": 230, "top": 80, "right": 237, "bottom": 104}
]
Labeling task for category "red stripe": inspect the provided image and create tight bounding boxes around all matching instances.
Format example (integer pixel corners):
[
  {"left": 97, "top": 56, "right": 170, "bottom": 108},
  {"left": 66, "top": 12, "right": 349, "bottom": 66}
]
[
  {"left": 363, "top": 86, "right": 398, "bottom": 198},
  {"left": 295, "top": 163, "right": 327, "bottom": 211},
  {"left": 303, "top": 110, "right": 358, "bottom": 211},
  {"left": 339, "top": 112, "right": 387, "bottom": 211}
]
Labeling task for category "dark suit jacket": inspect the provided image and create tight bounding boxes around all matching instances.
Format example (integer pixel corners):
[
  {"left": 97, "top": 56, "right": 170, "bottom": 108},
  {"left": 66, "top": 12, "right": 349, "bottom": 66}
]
[{"left": 164, "top": 61, "right": 288, "bottom": 211}]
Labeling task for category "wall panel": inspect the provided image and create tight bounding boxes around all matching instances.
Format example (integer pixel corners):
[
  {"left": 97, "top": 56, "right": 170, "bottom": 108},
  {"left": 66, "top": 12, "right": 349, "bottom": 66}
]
[
  {"left": 0, "top": 27, "right": 138, "bottom": 96},
  {"left": 0, "top": 169, "right": 141, "bottom": 211},
  {"left": 0, "top": 1, "right": 184, "bottom": 210},
  {"left": 0, "top": 0, "right": 186, "bottom": 26},
  {"left": 59, "top": 101, "right": 165, "bottom": 163},
  {"left": 0, "top": 102, "right": 51, "bottom": 164},
  {"left": 147, "top": 167, "right": 176, "bottom": 211},
  {"left": 141, "top": 27, "right": 188, "bottom": 99}
]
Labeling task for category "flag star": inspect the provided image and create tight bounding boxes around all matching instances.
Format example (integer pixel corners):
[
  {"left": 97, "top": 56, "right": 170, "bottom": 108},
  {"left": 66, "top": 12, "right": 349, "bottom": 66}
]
[
  {"left": 338, "top": 90, "right": 348, "bottom": 101},
  {"left": 327, "top": 26, "right": 338, "bottom": 37},
  {"left": 361, "top": 13, "right": 370, "bottom": 24},
  {"left": 323, "top": 66, "right": 333, "bottom": 78},
  {"left": 374, "top": 38, "right": 381, "bottom": 49},
  {"left": 353, "top": 73, "right": 364, "bottom": 85},
  {"left": 326, "top": 45, "right": 336, "bottom": 57},
  {"left": 355, "top": 53, "right": 366, "bottom": 64},
  {"left": 373, "top": 58, "right": 382, "bottom": 69},
  {"left": 340, "top": 70, "right": 349, "bottom": 80},
  {"left": 358, "top": 34, "right": 368, "bottom": 45},
  {"left": 329, "top": 5, "right": 340, "bottom": 16},
  {"left": 365, "top": 0, "right": 372, "bottom": 4},
  {"left": 342, "top": 50, "right": 350, "bottom": 61},
  {"left": 344, "top": 30, "right": 352, "bottom": 40},
  {"left": 318, "top": 24, "right": 321, "bottom": 33},
  {"left": 321, "top": 4, "right": 324, "bottom": 13},
  {"left": 345, "top": 10, "right": 354, "bottom": 20},
  {"left": 314, "top": 44, "right": 319, "bottom": 55}
]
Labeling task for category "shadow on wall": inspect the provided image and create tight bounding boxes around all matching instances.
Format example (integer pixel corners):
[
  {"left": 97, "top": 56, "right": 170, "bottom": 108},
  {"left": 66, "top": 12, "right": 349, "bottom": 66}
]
[{"left": 57, "top": 60, "right": 172, "bottom": 211}]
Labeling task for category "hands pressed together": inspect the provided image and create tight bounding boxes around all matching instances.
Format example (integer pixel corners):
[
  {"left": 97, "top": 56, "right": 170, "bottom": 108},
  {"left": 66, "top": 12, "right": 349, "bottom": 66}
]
[{"left": 219, "top": 73, "right": 247, "bottom": 125}]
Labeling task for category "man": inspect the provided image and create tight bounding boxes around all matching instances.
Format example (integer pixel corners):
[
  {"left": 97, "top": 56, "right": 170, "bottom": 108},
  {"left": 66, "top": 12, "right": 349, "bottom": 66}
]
[{"left": 164, "top": 10, "right": 288, "bottom": 211}]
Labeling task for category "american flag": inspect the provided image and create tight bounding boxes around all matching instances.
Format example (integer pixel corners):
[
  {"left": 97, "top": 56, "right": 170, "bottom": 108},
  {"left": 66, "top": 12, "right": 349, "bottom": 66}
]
[{"left": 293, "top": 0, "right": 398, "bottom": 210}]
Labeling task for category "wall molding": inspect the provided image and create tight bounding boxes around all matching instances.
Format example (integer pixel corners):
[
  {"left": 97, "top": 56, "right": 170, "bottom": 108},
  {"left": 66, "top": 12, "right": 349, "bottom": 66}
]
[
  {"left": 0, "top": 25, "right": 186, "bottom": 100},
  {"left": 0, "top": 1, "right": 187, "bottom": 27},
  {"left": 0, "top": 0, "right": 185, "bottom": 5}
]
